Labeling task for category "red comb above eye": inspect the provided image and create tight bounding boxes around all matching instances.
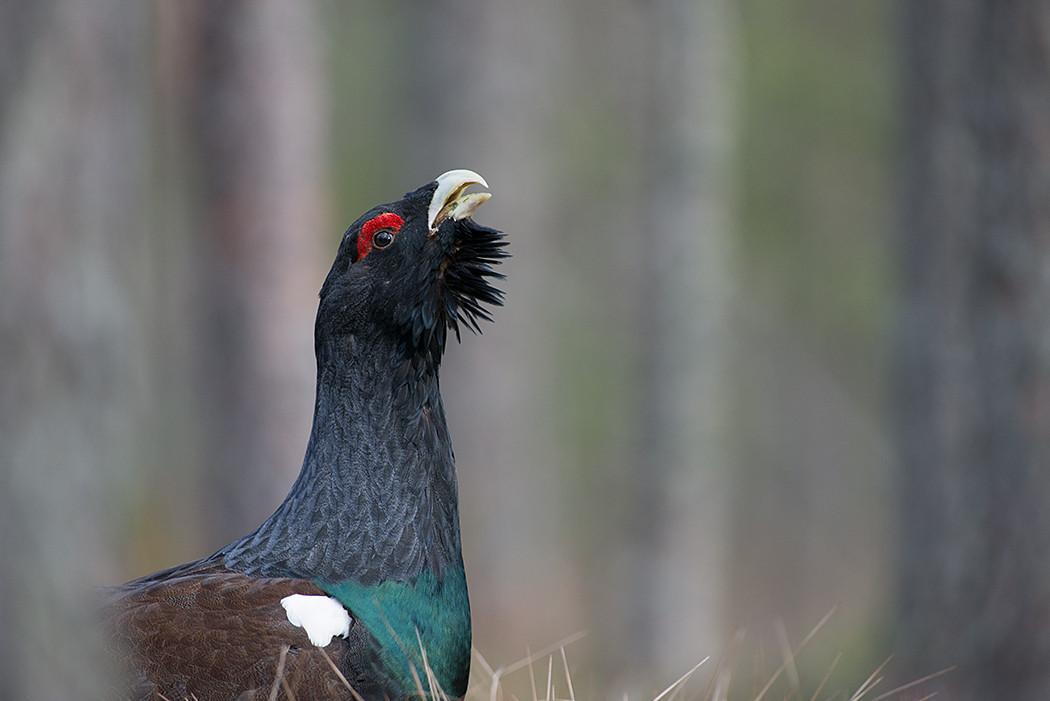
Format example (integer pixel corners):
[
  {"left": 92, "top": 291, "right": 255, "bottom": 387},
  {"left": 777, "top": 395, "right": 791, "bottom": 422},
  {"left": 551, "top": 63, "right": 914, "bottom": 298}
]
[{"left": 357, "top": 212, "right": 404, "bottom": 261}]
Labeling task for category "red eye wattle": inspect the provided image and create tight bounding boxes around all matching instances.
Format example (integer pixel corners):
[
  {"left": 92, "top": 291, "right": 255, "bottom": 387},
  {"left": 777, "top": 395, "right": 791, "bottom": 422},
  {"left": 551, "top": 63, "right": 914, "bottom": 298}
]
[{"left": 357, "top": 212, "right": 404, "bottom": 261}]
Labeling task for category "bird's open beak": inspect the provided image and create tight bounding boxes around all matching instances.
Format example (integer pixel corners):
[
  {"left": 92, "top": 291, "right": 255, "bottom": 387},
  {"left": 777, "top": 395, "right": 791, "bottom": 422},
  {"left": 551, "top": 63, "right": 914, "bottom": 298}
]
[{"left": 428, "top": 169, "right": 492, "bottom": 234}]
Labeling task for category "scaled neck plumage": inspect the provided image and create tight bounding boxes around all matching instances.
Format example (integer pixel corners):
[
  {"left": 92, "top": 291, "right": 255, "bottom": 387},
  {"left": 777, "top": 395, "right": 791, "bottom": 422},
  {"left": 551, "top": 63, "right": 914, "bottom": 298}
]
[{"left": 222, "top": 326, "right": 462, "bottom": 586}]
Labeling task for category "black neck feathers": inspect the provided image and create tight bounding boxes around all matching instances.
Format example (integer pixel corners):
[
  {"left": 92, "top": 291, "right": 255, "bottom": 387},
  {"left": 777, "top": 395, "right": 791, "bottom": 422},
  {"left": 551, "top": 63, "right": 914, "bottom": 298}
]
[{"left": 222, "top": 325, "right": 461, "bottom": 585}]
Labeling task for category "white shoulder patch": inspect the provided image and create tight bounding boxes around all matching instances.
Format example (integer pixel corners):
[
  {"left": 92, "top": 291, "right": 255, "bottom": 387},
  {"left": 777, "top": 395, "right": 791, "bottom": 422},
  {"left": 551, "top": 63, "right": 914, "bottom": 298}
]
[{"left": 280, "top": 594, "right": 351, "bottom": 647}]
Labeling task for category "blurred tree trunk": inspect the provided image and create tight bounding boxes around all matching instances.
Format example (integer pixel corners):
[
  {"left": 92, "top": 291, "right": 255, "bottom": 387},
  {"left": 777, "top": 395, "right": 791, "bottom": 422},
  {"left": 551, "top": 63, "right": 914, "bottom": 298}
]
[
  {"left": 0, "top": 1, "right": 151, "bottom": 697},
  {"left": 162, "top": 0, "right": 328, "bottom": 546},
  {"left": 895, "top": 2, "right": 1050, "bottom": 699},
  {"left": 0, "top": 3, "right": 328, "bottom": 695},
  {"left": 626, "top": 0, "right": 736, "bottom": 684}
]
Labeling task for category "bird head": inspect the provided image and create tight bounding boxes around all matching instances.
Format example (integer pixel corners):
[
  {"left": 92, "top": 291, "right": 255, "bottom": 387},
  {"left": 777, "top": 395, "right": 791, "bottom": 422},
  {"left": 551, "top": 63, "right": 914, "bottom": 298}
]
[{"left": 318, "top": 170, "right": 507, "bottom": 356}]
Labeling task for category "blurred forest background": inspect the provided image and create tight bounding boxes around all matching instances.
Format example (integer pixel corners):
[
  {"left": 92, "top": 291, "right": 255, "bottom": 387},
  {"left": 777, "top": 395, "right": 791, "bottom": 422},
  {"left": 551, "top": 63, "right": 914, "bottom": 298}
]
[{"left": 1, "top": 1, "right": 1048, "bottom": 700}]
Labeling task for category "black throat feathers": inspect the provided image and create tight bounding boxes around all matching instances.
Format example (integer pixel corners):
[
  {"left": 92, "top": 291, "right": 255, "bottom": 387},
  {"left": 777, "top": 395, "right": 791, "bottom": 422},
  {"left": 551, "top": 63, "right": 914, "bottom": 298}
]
[{"left": 222, "top": 323, "right": 461, "bottom": 586}]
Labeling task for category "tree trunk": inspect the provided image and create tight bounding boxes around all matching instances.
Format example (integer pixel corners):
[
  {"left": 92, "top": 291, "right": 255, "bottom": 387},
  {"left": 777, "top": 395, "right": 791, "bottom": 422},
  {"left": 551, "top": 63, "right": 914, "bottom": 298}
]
[
  {"left": 626, "top": 0, "right": 736, "bottom": 684},
  {"left": 895, "top": 2, "right": 1050, "bottom": 699},
  {"left": 0, "top": 2, "right": 151, "bottom": 696},
  {"left": 172, "top": 0, "right": 329, "bottom": 545}
]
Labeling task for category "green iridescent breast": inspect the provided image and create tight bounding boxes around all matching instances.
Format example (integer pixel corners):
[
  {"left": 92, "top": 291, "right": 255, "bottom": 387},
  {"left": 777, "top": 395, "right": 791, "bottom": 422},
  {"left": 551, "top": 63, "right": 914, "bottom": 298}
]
[{"left": 318, "top": 567, "right": 471, "bottom": 698}]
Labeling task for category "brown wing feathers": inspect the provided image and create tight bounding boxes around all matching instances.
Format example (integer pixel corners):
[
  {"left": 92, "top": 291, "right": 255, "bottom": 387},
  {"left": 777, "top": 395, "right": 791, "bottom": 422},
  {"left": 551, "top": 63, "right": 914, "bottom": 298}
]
[{"left": 108, "top": 563, "right": 360, "bottom": 700}]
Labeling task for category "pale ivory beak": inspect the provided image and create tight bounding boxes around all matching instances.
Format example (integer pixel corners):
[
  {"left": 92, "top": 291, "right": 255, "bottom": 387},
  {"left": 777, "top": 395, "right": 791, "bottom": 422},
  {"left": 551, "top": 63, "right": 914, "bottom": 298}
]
[{"left": 428, "top": 169, "right": 492, "bottom": 233}]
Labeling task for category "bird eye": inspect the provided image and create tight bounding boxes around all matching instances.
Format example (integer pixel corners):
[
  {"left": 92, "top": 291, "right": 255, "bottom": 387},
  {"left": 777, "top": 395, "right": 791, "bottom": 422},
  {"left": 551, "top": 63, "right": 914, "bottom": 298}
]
[{"left": 372, "top": 230, "right": 395, "bottom": 249}]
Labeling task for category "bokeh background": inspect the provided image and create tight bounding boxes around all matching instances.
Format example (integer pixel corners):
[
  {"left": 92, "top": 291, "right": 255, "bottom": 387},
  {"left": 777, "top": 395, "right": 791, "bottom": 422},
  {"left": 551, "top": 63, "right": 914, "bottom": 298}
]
[{"left": 2, "top": 1, "right": 1048, "bottom": 700}]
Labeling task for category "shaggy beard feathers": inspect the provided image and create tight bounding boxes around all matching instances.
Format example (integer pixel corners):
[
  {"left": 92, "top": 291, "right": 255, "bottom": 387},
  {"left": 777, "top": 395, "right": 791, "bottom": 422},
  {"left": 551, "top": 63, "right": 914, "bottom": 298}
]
[
  {"left": 408, "top": 220, "right": 508, "bottom": 352},
  {"left": 443, "top": 220, "right": 509, "bottom": 337}
]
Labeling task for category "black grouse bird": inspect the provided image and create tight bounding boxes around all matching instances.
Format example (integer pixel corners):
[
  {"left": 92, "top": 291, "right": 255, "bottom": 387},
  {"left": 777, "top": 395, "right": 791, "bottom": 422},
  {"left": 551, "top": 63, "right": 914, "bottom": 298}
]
[{"left": 107, "top": 171, "right": 507, "bottom": 700}]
